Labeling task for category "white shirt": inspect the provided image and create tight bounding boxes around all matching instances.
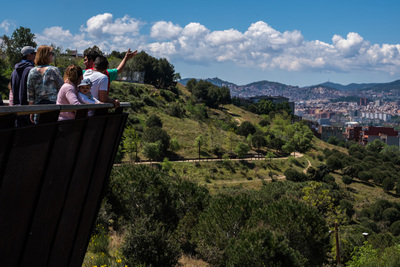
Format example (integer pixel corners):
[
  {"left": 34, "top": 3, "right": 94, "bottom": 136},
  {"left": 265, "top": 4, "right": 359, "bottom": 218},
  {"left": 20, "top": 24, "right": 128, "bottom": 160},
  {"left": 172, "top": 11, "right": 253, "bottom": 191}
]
[{"left": 83, "top": 69, "right": 108, "bottom": 100}]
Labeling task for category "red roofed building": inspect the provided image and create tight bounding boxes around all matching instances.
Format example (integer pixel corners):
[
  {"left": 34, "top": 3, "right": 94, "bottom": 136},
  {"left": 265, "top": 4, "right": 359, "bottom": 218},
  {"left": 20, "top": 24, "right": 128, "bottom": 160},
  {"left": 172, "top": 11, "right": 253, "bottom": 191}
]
[
  {"left": 362, "top": 126, "right": 399, "bottom": 146},
  {"left": 344, "top": 126, "right": 399, "bottom": 147}
]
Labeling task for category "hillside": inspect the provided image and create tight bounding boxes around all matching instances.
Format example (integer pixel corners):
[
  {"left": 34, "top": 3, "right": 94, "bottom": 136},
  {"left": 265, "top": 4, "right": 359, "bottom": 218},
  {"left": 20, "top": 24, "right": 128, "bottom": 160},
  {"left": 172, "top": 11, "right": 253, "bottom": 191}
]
[
  {"left": 318, "top": 81, "right": 380, "bottom": 91},
  {"left": 110, "top": 81, "right": 263, "bottom": 160},
  {"left": 85, "top": 80, "right": 400, "bottom": 266}
]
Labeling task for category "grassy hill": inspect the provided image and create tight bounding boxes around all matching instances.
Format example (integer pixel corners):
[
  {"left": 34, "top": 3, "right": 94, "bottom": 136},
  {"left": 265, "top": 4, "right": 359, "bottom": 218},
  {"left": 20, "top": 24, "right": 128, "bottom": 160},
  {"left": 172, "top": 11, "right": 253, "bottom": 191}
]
[
  {"left": 84, "top": 80, "right": 400, "bottom": 266},
  {"left": 110, "top": 81, "right": 263, "bottom": 160}
]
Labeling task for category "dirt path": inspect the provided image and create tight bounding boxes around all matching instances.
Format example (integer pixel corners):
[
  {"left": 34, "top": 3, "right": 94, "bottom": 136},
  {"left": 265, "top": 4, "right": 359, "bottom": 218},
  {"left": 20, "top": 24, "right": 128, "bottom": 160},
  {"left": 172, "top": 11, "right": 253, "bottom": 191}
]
[{"left": 303, "top": 158, "right": 312, "bottom": 174}]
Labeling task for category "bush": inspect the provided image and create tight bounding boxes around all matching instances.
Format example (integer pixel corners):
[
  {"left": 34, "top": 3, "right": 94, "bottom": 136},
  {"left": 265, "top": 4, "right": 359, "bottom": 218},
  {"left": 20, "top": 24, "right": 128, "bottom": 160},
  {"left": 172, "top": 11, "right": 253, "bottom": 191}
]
[
  {"left": 382, "top": 208, "right": 400, "bottom": 225},
  {"left": 248, "top": 199, "right": 330, "bottom": 266},
  {"left": 236, "top": 121, "right": 256, "bottom": 137},
  {"left": 166, "top": 102, "right": 185, "bottom": 118},
  {"left": 224, "top": 228, "right": 303, "bottom": 266},
  {"left": 284, "top": 168, "right": 308, "bottom": 182},
  {"left": 122, "top": 217, "right": 181, "bottom": 267},
  {"left": 390, "top": 221, "right": 400, "bottom": 236},
  {"left": 358, "top": 171, "right": 373, "bottom": 182},
  {"left": 326, "top": 155, "right": 343, "bottom": 171},
  {"left": 371, "top": 199, "right": 392, "bottom": 221},
  {"left": 342, "top": 175, "right": 353, "bottom": 186},
  {"left": 146, "top": 114, "right": 163, "bottom": 128},
  {"left": 340, "top": 199, "right": 355, "bottom": 218},
  {"left": 382, "top": 177, "right": 395, "bottom": 191},
  {"left": 192, "top": 193, "right": 256, "bottom": 265},
  {"left": 142, "top": 126, "right": 170, "bottom": 154},
  {"left": 360, "top": 220, "right": 381, "bottom": 233}
]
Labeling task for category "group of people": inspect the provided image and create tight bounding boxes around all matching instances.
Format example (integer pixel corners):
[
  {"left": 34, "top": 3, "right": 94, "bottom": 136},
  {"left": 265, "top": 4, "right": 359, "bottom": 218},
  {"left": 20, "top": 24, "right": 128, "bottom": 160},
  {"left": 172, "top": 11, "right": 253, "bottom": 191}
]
[{"left": 9, "top": 45, "right": 137, "bottom": 125}]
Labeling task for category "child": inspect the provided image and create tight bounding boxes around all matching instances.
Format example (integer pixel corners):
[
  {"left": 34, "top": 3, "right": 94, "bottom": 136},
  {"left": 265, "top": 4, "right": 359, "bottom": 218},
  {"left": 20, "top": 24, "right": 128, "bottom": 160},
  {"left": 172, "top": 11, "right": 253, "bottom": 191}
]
[{"left": 77, "top": 78, "right": 100, "bottom": 104}]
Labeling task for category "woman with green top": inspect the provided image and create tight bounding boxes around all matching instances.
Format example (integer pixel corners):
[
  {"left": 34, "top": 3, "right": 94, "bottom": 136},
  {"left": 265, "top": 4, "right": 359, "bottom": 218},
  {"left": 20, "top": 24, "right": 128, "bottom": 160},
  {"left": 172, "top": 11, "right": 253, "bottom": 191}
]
[{"left": 27, "top": 45, "right": 63, "bottom": 106}]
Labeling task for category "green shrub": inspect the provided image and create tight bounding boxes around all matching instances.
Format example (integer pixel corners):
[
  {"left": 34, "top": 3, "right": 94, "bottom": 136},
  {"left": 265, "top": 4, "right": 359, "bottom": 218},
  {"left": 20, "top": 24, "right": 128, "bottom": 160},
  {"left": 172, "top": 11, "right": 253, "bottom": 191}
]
[
  {"left": 224, "top": 228, "right": 303, "bottom": 267},
  {"left": 382, "top": 177, "right": 395, "bottom": 192},
  {"left": 284, "top": 168, "right": 308, "bottom": 182},
  {"left": 340, "top": 199, "right": 355, "bottom": 219},
  {"left": 146, "top": 114, "right": 163, "bottom": 128},
  {"left": 122, "top": 217, "right": 181, "bottom": 267},
  {"left": 342, "top": 175, "right": 353, "bottom": 186},
  {"left": 382, "top": 208, "right": 400, "bottom": 225}
]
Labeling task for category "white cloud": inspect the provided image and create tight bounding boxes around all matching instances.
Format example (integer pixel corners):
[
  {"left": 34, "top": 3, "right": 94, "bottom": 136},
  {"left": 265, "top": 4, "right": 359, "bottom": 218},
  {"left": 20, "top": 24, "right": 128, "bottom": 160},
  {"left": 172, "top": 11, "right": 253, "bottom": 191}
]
[
  {"left": 82, "top": 13, "right": 141, "bottom": 39},
  {"left": 206, "top": 29, "right": 245, "bottom": 46},
  {"left": 0, "top": 20, "right": 15, "bottom": 33},
  {"left": 27, "top": 13, "right": 400, "bottom": 77},
  {"left": 332, "top": 32, "right": 366, "bottom": 57},
  {"left": 151, "top": 21, "right": 182, "bottom": 40}
]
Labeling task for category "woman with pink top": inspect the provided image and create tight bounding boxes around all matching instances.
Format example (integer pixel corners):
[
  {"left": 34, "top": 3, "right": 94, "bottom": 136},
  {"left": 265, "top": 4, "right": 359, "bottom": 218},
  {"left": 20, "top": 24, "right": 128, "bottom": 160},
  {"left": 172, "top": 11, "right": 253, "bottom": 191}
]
[{"left": 56, "top": 65, "right": 83, "bottom": 120}]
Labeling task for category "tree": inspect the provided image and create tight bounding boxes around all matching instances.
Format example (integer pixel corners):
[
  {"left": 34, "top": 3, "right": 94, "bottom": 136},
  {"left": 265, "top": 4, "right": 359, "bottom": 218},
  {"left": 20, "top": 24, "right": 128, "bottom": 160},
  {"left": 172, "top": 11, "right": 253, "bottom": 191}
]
[
  {"left": 257, "top": 99, "right": 275, "bottom": 115},
  {"left": 235, "top": 142, "right": 250, "bottom": 159},
  {"left": 109, "top": 50, "right": 125, "bottom": 59},
  {"left": 358, "top": 171, "right": 373, "bottom": 183},
  {"left": 382, "top": 177, "right": 395, "bottom": 192},
  {"left": 302, "top": 181, "right": 347, "bottom": 225},
  {"left": 340, "top": 199, "right": 355, "bottom": 218},
  {"left": 123, "top": 126, "right": 141, "bottom": 162},
  {"left": 284, "top": 168, "right": 308, "bottom": 182},
  {"left": 225, "top": 129, "right": 237, "bottom": 153},
  {"left": 142, "top": 127, "right": 170, "bottom": 155},
  {"left": 366, "top": 139, "right": 386, "bottom": 154},
  {"left": 342, "top": 175, "right": 353, "bottom": 186},
  {"left": 142, "top": 142, "right": 162, "bottom": 161},
  {"left": 194, "top": 134, "right": 205, "bottom": 160},
  {"left": 161, "top": 157, "right": 172, "bottom": 172},
  {"left": 327, "top": 136, "right": 339, "bottom": 145},
  {"left": 252, "top": 133, "right": 268, "bottom": 156},
  {"left": 3, "top": 26, "right": 37, "bottom": 67},
  {"left": 169, "top": 138, "right": 180, "bottom": 152},
  {"left": 236, "top": 121, "right": 256, "bottom": 137},
  {"left": 146, "top": 115, "right": 163, "bottom": 128},
  {"left": 265, "top": 151, "right": 275, "bottom": 162},
  {"left": 129, "top": 51, "right": 176, "bottom": 89},
  {"left": 326, "top": 155, "right": 343, "bottom": 172}
]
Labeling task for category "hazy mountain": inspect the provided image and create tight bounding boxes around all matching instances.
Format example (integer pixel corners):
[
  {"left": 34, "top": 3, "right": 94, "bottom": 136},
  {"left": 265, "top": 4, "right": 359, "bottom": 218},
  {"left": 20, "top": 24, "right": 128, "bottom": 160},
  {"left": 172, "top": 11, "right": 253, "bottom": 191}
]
[
  {"left": 367, "top": 79, "right": 400, "bottom": 92},
  {"left": 318, "top": 81, "right": 380, "bottom": 91},
  {"left": 178, "top": 76, "right": 400, "bottom": 100},
  {"left": 317, "top": 79, "right": 400, "bottom": 92}
]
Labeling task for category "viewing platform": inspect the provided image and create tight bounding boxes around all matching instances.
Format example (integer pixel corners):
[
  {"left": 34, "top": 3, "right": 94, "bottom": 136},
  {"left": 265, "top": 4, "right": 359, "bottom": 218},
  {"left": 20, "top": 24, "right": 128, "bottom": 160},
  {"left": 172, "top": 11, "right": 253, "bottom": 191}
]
[{"left": 0, "top": 103, "right": 129, "bottom": 266}]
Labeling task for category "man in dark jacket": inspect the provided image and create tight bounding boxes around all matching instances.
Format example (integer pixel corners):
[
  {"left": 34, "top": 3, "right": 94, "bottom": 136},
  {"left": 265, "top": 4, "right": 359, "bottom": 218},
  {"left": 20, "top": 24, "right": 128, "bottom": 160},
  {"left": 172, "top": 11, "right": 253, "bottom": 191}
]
[{"left": 10, "top": 46, "right": 36, "bottom": 126}]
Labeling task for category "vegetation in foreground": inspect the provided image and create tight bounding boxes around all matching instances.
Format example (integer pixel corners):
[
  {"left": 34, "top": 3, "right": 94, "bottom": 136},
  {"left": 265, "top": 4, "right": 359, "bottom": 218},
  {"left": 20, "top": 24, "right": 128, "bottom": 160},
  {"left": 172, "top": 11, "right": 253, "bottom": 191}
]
[{"left": 84, "top": 135, "right": 400, "bottom": 266}]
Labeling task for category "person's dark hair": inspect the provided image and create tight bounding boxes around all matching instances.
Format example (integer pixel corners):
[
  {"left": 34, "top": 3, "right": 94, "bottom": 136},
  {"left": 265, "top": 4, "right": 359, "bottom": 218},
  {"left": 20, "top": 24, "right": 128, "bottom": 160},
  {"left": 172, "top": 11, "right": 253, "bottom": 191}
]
[
  {"left": 22, "top": 55, "right": 28, "bottom": 60},
  {"left": 85, "top": 49, "right": 101, "bottom": 62},
  {"left": 94, "top": 55, "right": 109, "bottom": 71}
]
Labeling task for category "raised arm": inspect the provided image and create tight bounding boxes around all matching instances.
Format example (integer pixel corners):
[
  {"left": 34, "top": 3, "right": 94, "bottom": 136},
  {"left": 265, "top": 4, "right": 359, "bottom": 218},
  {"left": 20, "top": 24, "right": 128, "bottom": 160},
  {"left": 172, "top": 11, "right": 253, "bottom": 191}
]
[{"left": 117, "top": 49, "right": 138, "bottom": 74}]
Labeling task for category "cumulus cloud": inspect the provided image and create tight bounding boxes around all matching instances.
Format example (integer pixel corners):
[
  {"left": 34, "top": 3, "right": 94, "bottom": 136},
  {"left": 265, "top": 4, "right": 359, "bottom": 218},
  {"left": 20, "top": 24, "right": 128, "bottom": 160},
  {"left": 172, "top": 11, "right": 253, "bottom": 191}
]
[
  {"left": 151, "top": 21, "right": 182, "bottom": 40},
  {"left": 81, "top": 13, "right": 141, "bottom": 39},
  {"left": 0, "top": 20, "right": 15, "bottom": 32},
  {"left": 30, "top": 13, "right": 400, "bottom": 77}
]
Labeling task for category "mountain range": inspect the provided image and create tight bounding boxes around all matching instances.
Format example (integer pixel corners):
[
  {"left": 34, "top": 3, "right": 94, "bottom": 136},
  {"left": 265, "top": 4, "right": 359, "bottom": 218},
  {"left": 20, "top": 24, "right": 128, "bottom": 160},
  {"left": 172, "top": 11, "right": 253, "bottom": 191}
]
[{"left": 179, "top": 77, "right": 400, "bottom": 97}]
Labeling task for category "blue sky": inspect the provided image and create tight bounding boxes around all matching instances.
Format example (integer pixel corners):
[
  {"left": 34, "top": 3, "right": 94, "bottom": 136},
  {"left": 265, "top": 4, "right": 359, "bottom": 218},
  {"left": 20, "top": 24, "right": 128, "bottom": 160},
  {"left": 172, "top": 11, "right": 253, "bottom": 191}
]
[{"left": 1, "top": 0, "right": 400, "bottom": 87}]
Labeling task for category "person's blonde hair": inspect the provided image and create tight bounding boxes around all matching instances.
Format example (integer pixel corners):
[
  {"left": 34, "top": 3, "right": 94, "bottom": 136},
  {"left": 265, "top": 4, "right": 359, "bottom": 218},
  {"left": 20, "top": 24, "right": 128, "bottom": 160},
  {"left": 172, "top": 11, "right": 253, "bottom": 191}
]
[
  {"left": 35, "top": 45, "right": 53, "bottom": 66},
  {"left": 64, "top": 65, "right": 83, "bottom": 86}
]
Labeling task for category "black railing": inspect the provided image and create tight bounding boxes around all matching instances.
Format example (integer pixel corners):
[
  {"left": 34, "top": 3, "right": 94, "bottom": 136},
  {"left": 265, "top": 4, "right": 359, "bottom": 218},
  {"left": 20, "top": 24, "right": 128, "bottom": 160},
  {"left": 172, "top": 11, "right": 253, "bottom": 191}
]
[{"left": 0, "top": 103, "right": 129, "bottom": 266}]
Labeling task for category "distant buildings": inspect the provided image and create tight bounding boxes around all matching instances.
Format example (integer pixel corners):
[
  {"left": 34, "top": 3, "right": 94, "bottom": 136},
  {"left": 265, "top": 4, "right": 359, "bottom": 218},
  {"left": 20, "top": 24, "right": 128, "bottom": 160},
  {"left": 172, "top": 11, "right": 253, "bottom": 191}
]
[
  {"left": 317, "top": 125, "right": 344, "bottom": 142},
  {"left": 344, "top": 125, "right": 399, "bottom": 146}
]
